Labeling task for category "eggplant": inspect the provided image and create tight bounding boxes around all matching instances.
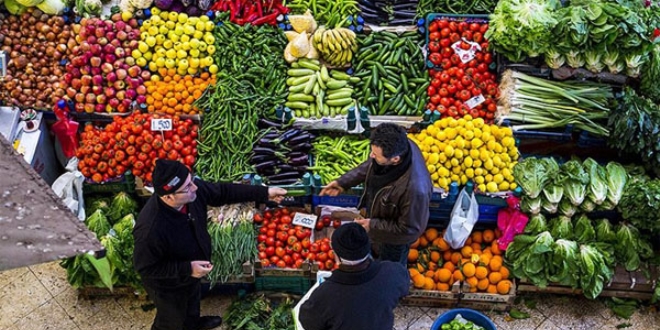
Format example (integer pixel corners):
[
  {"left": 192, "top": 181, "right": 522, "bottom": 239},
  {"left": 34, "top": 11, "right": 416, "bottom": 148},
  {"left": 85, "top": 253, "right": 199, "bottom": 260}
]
[
  {"left": 277, "top": 164, "right": 295, "bottom": 172},
  {"left": 267, "top": 171, "right": 302, "bottom": 181},
  {"left": 249, "top": 154, "right": 278, "bottom": 164},
  {"left": 257, "top": 167, "right": 277, "bottom": 177},
  {"left": 390, "top": 18, "right": 416, "bottom": 25},
  {"left": 252, "top": 146, "right": 278, "bottom": 155},
  {"left": 268, "top": 178, "right": 300, "bottom": 185},
  {"left": 286, "top": 151, "right": 307, "bottom": 159},
  {"left": 254, "top": 160, "right": 279, "bottom": 172},
  {"left": 256, "top": 139, "right": 279, "bottom": 149},
  {"left": 288, "top": 155, "right": 310, "bottom": 166},
  {"left": 262, "top": 131, "right": 281, "bottom": 140},
  {"left": 258, "top": 118, "right": 284, "bottom": 130},
  {"left": 278, "top": 128, "right": 303, "bottom": 143},
  {"left": 393, "top": 10, "right": 417, "bottom": 19},
  {"left": 291, "top": 143, "right": 313, "bottom": 152},
  {"left": 287, "top": 133, "right": 312, "bottom": 146}
]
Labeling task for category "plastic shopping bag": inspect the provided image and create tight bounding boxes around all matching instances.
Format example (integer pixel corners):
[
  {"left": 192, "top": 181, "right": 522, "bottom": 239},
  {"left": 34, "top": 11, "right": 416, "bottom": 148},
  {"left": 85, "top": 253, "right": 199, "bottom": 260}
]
[
  {"left": 497, "top": 194, "right": 529, "bottom": 251},
  {"left": 51, "top": 157, "right": 85, "bottom": 221},
  {"left": 443, "top": 188, "right": 479, "bottom": 249}
]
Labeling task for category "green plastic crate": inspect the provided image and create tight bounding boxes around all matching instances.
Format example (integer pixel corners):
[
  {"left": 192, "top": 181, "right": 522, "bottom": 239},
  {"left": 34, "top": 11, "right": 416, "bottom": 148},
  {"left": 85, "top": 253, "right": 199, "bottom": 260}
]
[
  {"left": 255, "top": 276, "right": 312, "bottom": 295},
  {"left": 83, "top": 172, "right": 136, "bottom": 195}
]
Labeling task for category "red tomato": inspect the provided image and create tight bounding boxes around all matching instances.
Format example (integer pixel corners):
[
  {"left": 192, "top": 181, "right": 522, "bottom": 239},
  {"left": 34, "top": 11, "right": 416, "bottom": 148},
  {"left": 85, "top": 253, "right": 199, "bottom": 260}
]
[
  {"left": 322, "top": 216, "right": 331, "bottom": 227},
  {"left": 275, "top": 247, "right": 286, "bottom": 257},
  {"left": 292, "top": 242, "right": 302, "bottom": 253},
  {"left": 258, "top": 251, "right": 267, "bottom": 260},
  {"left": 332, "top": 220, "right": 341, "bottom": 228},
  {"left": 325, "top": 260, "right": 334, "bottom": 270},
  {"left": 261, "top": 259, "right": 270, "bottom": 267},
  {"left": 266, "top": 246, "right": 275, "bottom": 256},
  {"left": 276, "top": 231, "right": 288, "bottom": 242},
  {"left": 317, "top": 252, "right": 328, "bottom": 262},
  {"left": 440, "top": 38, "right": 451, "bottom": 48},
  {"left": 429, "top": 31, "right": 441, "bottom": 41},
  {"left": 429, "top": 21, "right": 439, "bottom": 32},
  {"left": 281, "top": 215, "right": 292, "bottom": 224},
  {"left": 282, "top": 255, "right": 293, "bottom": 266},
  {"left": 302, "top": 238, "right": 311, "bottom": 249},
  {"left": 287, "top": 236, "right": 298, "bottom": 246},
  {"left": 315, "top": 221, "right": 324, "bottom": 230},
  {"left": 266, "top": 237, "right": 276, "bottom": 247},
  {"left": 320, "top": 242, "right": 331, "bottom": 253},
  {"left": 294, "top": 259, "right": 304, "bottom": 269},
  {"left": 278, "top": 223, "right": 290, "bottom": 232},
  {"left": 258, "top": 234, "right": 267, "bottom": 243},
  {"left": 309, "top": 243, "right": 319, "bottom": 253},
  {"left": 429, "top": 53, "right": 442, "bottom": 65},
  {"left": 276, "top": 260, "right": 286, "bottom": 268},
  {"left": 428, "top": 41, "right": 440, "bottom": 52}
]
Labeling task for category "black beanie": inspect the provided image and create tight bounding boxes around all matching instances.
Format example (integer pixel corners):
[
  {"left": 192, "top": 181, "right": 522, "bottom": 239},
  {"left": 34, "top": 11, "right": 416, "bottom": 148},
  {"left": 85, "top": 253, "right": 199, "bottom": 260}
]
[
  {"left": 152, "top": 159, "right": 190, "bottom": 196},
  {"left": 331, "top": 222, "right": 371, "bottom": 261}
]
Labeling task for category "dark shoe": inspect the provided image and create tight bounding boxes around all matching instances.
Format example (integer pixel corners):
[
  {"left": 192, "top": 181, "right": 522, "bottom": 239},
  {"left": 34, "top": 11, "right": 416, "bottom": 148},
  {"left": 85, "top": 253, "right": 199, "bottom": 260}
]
[{"left": 197, "top": 316, "right": 222, "bottom": 330}]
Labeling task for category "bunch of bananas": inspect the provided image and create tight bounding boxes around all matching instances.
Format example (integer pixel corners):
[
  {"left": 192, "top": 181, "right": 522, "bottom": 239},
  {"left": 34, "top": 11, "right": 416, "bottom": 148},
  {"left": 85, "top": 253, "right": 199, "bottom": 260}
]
[{"left": 312, "top": 27, "right": 358, "bottom": 67}]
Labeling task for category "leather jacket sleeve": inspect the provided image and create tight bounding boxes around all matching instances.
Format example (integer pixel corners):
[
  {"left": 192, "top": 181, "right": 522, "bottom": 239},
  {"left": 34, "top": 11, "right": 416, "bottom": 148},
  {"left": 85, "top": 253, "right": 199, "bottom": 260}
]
[
  {"left": 336, "top": 161, "right": 370, "bottom": 190},
  {"left": 369, "top": 185, "right": 430, "bottom": 243}
]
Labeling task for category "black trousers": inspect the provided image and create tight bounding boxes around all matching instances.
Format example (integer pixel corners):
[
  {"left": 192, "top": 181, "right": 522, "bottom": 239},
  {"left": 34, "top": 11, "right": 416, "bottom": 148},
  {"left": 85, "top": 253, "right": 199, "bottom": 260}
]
[{"left": 145, "top": 282, "right": 201, "bottom": 330}]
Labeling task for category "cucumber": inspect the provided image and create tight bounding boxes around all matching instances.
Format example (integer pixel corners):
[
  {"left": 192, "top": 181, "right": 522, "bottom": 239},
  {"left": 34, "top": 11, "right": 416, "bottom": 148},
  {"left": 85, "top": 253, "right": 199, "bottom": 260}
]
[
  {"left": 325, "top": 79, "right": 348, "bottom": 89},
  {"left": 288, "top": 93, "right": 315, "bottom": 102},
  {"left": 287, "top": 68, "right": 315, "bottom": 77},
  {"left": 326, "top": 98, "right": 353, "bottom": 107},
  {"left": 287, "top": 76, "right": 310, "bottom": 86},
  {"left": 330, "top": 70, "right": 351, "bottom": 80},
  {"left": 327, "top": 87, "right": 353, "bottom": 95},
  {"left": 327, "top": 91, "right": 353, "bottom": 100},
  {"left": 286, "top": 101, "right": 310, "bottom": 109}
]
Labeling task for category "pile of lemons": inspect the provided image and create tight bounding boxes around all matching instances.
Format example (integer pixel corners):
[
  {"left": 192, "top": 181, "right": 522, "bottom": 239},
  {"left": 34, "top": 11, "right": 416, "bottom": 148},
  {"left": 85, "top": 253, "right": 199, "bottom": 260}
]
[
  {"left": 134, "top": 8, "right": 218, "bottom": 75},
  {"left": 410, "top": 115, "right": 519, "bottom": 193}
]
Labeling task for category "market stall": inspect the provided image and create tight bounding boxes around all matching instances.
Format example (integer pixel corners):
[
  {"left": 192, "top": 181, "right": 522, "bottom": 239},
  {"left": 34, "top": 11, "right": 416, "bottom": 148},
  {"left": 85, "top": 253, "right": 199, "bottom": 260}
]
[{"left": 2, "top": 0, "right": 660, "bottom": 327}]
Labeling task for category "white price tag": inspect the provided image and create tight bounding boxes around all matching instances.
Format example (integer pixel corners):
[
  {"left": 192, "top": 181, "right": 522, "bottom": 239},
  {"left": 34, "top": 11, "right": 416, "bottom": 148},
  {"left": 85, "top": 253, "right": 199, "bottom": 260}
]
[
  {"left": 465, "top": 94, "right": 486, "bottom": 109},
  {"left": 292, "top": 212, "right": 318, "bottom": 229},
  {"left": 151, "top": 118, "right": 172, "bottom": 131},
  {"left": 451, "top": 38, "right": 482, "bottom": 64}
]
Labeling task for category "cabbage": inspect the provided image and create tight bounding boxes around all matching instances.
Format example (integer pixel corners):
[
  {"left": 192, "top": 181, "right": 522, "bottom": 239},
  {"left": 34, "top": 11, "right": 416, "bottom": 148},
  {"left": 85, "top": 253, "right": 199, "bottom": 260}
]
[
  {"left": 561, "top": 160, "right": 589, "bottom": 206},
  {"left": 551, "top": 215, "right": 574, "bottom": 240},
  {"left": 4, "top": 0, "right": 28, "bottom": 14},
  {"left": 521, "top": 195, "right": 542, "bottom": 215},
  {"left": 605, "top": 162, "right": 627, "bottom": 207},
  {"left": 514, "top": 158, "right": 552, "bottom": 199},
  {"left": 16, "top": 0, "right": 44, "bottom": 6},
  {"left": 154, "top": 0, "right": 173, "bottom": 10},
  {"left": 36, "top": 0, "right": 66, "bottom": 14},
  {"left": 594, "top": 219, "right": 616, "bottom": 243},
  {"left": 573, "top": 214, "right": 595, "bottom": 244},
  {"left": 584, "top": 158, "right": 608, "bottom": 205},
  {"left": 525, "top": 213, "right": 548, "bottom": 235}
]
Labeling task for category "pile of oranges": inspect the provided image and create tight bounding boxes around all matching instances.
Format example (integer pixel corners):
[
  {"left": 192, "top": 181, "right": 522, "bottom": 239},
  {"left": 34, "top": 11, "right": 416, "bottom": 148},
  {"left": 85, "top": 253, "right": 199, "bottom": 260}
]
[
  {"left": 408, "top": 228, "right": 512, "bottom": 295},
  {"left": 144, "top": 69, "right": 216, "bottom": 115}
]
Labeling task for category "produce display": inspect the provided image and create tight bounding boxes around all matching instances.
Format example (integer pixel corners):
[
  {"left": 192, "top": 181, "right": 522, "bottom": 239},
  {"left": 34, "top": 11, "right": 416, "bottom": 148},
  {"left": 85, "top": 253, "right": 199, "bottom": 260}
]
[
  {"left": 514, "top": 157, "right": 627, "bottom": 215},
  {"left": 250, "top": 125, "right": 312, "bottom": 185},
  {"left": 287, "top": 0, "right": 359, "bottom": 27},
  {"left": 417, "top": 0, "right": 497, "bottom": 18},
  {"left": 497, "top": 70, "right": 613, "bottom": 136},
  {"left": 311, "top": 26, "right": 357, "bottom": 67},
  {"left": 411, "top": 115, "right": 518, "bottom": 192},
  {"left": 136, "top": 9, "right": 217, "bottom": 75},
  {"left": 357, "top": 0, "right": 418, "bottom": 26},
  {"left": 0, "top": 9, "right": 71, "bottom": 108},
  {"left": 285, "top": 59, "right": 358, "bottom": 118},
  {"left": 209, "top": 0, "right": 289, "bottom": 26},
  {"left": 144, "top": 70, "right": 215, "bottom": 115},
  {"left": 353, "top": 31, "right": 428, "bottom": 116},
  {"left": 308, "top": 135, "right": 370, "bottom": 185},
  {"left": 76, "top": 112, "right": 198, "bottom": 183},
  {"left": 408, "top": 228, "right": 513, "bottom": 295},
  {"left": 426, "top": 17, "right": 498, "bottom": 121}
]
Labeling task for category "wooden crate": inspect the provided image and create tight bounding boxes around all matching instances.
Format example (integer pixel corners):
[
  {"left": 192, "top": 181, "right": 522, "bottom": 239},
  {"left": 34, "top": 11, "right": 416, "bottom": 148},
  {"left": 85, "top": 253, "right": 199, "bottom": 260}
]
[
  {"left": 517, "top": 265, "right": 658, "bottom": 300},
  {"left": 254, "top": 260, "right": 313, "bottom": 277},
  {"left": 79, "top": 286, "right": 139, "bottom": 299},
  {"left": 459, "top": 281, "right": 516, "bottom": 312},
  {"left": 400, "top": 282, "right": 460, "bottom": 308},
  {"left": 220, "top": 262, "right": 256, "bottom": 284}
]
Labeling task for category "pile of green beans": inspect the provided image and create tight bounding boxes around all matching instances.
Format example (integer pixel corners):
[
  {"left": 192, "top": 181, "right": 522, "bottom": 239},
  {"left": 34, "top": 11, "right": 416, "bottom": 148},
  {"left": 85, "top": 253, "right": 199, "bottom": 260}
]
[
  {"left": 195, "top": 20, "right": 288, "bottom": 182},
  {"left": 416, "top": 0, "right": 497, "bottom": 19},
  {"left": 286, "top": 0, "right": 360, "bottom": 27},
  {"left": 353, "top": 31, "right": 428, "bottom": 116},
  {"left": 308, "top": 135, "right": 370, "bottom": 185}
]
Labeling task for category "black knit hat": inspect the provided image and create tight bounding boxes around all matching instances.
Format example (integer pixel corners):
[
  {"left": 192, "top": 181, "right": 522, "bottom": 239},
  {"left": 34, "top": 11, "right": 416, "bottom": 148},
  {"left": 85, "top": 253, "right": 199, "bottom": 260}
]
[
  {"left": 152, "top": 159, "right": 190, "bottom": 196},
  {"left": 331, "top": 222, "right": 371, "bottom": 261}
]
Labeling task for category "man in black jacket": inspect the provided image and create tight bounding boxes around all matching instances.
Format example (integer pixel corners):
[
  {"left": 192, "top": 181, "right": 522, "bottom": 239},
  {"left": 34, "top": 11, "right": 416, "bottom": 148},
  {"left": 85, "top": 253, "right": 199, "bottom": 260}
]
[
  {"left": 133, "top": 159, "right": 286, "bottom": 330},
  {"left": 298, "top": 222, "right": 409, "bottom": 330},
  {"left": 321, "top": 123, "right": 433, "bottom": 265}
]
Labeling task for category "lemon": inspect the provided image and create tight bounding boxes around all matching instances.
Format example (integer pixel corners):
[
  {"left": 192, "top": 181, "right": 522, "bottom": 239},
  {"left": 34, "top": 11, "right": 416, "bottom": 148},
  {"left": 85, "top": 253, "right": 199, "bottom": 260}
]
[
  {"left": 498, "top": 182, "right": 510, "bottom": 191},
  {"left": 148, "top": 26, "right": 159, "bottom": 36},
  {"left": 205, "top": 21, "right": 215, "bottom": 32},
  {"left": 159, "top": 26, "right": 169, "bottom": 35},
  {"left": 151, "top": 7, "right": 161, "bottom": 15},
  {"left": 480, "top": 149, "right": 490, "bottom": 161},
  {"left": 184, "top": 25, "right": 196, "bottom": 35},
  {"left": 451, "top": 174, "right": 460, "bottom": 183},
  {"left": 189, "top": 57, "right": 200, "bottom": 68},
  {"left": 431, "top": 172, "right": 439, "bottom": 181},
  {"left": 206, "top": 45, "right": 216, "bottom": 55},
  {"left": 449, "top": 119, "right": 458, "bottom": 128},
  {"left": 471, "top": 138, "right": 484, "bottom": 149},
  {"left": 460, "top": 175, "right": 468, "bottom": 185},
  {"left": 474, "top": 175, "right": 484, "bottom": 184},
  {"left": 484, "top": 159, "right": 494, "bottom": 170},
  {"left": 454, "top": 149, "right": 464, "bottom": 159},
  {"left": 155, "top": 57, "right": 165, "bottom": 68},
  {"left": 166, "top": 49, "right": 177, "bottom": 59},
  {"left": 193, "top": 30, "right": 205, "bottom": 40},
  {"left": 493, "top": 174, "right": 504, "bottom": 184},
  {"left": 168, "top": 12, "right": 178, "bottom": 22},
  {"left": 451, "top": 159, "right": 460, "bottom": 168},
  {"left": 457, "top": 118, "right": 466, "bottom": 127},
  {"left": 463, "top": 130, "right": 474, "bottom": 140},
  {"left": 428, "top": 153, "right": 440, "bottom": 165},
  {"left": 491, "top": 167, "right": 500, "bottom": 175},
  {"left": 435, "top": 131, "right": 447, "bottom": 141},
  {"left": 165, "top": 58, "right": 176, "bottom": 68},
  {"left": 478, "top": 183, "right": 487, "bottom": 192},
  {"left": 509, "top": 182, "right": 517, "bottom": 190},
  {"left": 177, "top": 13, "right": 188, "bottom": 23},
  {"left": 465, "top": 168, "right": 474, "bottom": 178},
  {"left": 473, "top": 128, "right": 482, "bottom": 139},
  {"left": 473, "top": 160, "right": 482, "bottom": 168},
  {"left": 482, "top": 131, "right": 492, "bottom": 142},
  {"left": 165, "top": 21, "right": 175, "bottom": 30},
  {"left": 444, "top": 145, "right": 455, "bottom": 157},
  {"left": 438, "top": 167, "right": 450, "bottom": 177},
  {"left": 427, "top": 164, "right": 436, "bottom": 173},
  {"left": 464, "top": 156, "right": 473, "bottom": 168},
  {"left": 178, "top": 59, "right": 189, "bottom": 69},
  {"left": 176, "top": 49, "right": 187, "bottom": 59},
  {"left": 438, "top": 152, "right": 447, "bottom": 163},
  {"left": 486, "top": 182, "right": 498, "bottom": 193},
  {"left": 422, "top": 151, "right": 429, "bottom": 160},
  {"left": 475, "top": 168, "right": 484, "bottom": 176}
]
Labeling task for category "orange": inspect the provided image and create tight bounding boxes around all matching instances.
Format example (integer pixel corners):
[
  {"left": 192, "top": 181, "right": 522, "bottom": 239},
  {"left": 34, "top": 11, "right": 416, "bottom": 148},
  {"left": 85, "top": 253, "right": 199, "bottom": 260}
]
[
  {"left": 443, "top": 250, "right": 452, "bottom": 262},
  {"left": 475, "top": 266, "right": 489, "bottom": 280},
  {"left": 423, "top": 277, "right": 435, "bottom": 290},
  {"left": 452, "top": 269, "right": 464, "bottom": 282},
  {"left": 436, "top": 282, "right": 450, "bottom": 291},
  {"left": 425, "top": 228, "right": 439, "bottom": 242},
  {"left": 477, "top": 278, "right": 490, "bottom": 291},
  {"left": 425, "top": 270, "right": 436, "bottom": 278},
  {"left": 471, "top": 242, "right": 482, "bottom": 253},
  {"left": 461, "top": 246, "right": 473, "bottom": 258},
  {"left": 419, "top": 236, "right": 429, "bottom": 248},
  {"left": 465, "top": 237, "right": 473, "bottom": 246},
  {"left": 451, "top": 252, "right": 462, "bottom": 265},
  {"left": 443, "top": 261, "right": 455, "bottom": 272},
  {"left": 462, "top": 263, "right": 476, "bottom": 277},
  {"left": 435, "top": 237, "right": 450, "bottom": 251},
  {"left": 497, "top": 280, "right": 512, "bottom": 294},
  {"left": 408, "top": 248, "right": 419, "bottom": 262},
  {"left": 410, "top": 237, "right": 420, "bottom": 249},
  {"left": 471, "top": 231, "right": 483, "bottom": 243},
  {"left": 409, "top": 268, "right": 420, "bottom": 279},
  {"left": 428, "top": 262, "right": 438, "bottom": 271},
  {"left": 412, "top": 274, "right": 426, "bottom": 289},
  {"left": 479, "top": 253, "right": 492, "bottom": 267},
  {"left": 416, "top": 263, "right": 425, "bottom": 273},
  {"left": 430, "top": 251, "right": 441, "bottom": 263},
  {"left": 491, "top": 241, "right": 502, "bottom": 255},
  {"left": 488, "top": 271, "right": 502, "bottom": 284},
  {"left": 465, "top": 276, "right": 478, "bottom": 289},
  {"left": 435, "top": 268, "right": 452, "bottom": 283},
  {"left": 490, "top": 256, "right": 503, "bottom": 272},
  {"left": 486, "top": 284, "right": 498, "bottom": 294},
  {"left": 483, "top": 229, "right": 495, "bottom": 243},
  {"left": 500, "top": 266, "right": 510, "bottom": 279}
]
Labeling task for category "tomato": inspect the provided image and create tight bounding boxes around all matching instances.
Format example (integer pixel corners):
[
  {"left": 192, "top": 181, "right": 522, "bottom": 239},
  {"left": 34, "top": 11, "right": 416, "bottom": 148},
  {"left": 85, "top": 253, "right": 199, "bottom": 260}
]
[
  {"left": 315, "top": 220, "right": 325, "bottom": 230},
  {"left": 450, "top": 54, "right": 461, "bottom": 65},
  {"left": 473, "top": 32, "right": 483, "bottom": 43},
  {"left": 280, "top": 215, "right": 292, "bottom": 224},
  {"left": 173, "top": 140, "right": 184, "bottom": 151},
  {"left": 275, "top": 247, "right": 285, "bottom": 257},
  {"left": 167, "top": 150, "right": 179, "bottom": 161},
  {"left": 266, "top": 246, "right": 275, "bottom": 256},
  {"left": 285, "top": 246, "right": 293, "bottom": 255},
  {"left": 267, "top": 222, "right": 277, "bottom": 230},
  {"left": 260, "top": 259, "right": 270, "bottom": 267},
  {"left": 483, "top": 53, "right": 493, "bottom": 64},
  {"left": 253, "top": 214, "right": 263, "bottom": 223},
  {"left": 307, "top": 252, "right": 316, "bottom": 261},
  {"left": 332, "top": 220, "right": 341, "bottom": 228},
  {"left": 439, "top": 28, "right": 450, "bottom": 38},
  {"left": 294, "top": 259, "right": 304, "bottom": 269},
  {"left": 266, "top": 237, "right": 276, "bottom": 247},
  {"left": 282, "top": 255, "right": 293, "bottom": 266},
  {"left": 461, "top": 31, "right": 473, "bottom": 41},
  {"left": 309, "top": 243, "right": 319, "bottom": 253},
  {"left": 458, "top": 22, "right": 468, "bottom": 32},
  {"left": 258, "top": 234, "right": 267, "bottom": 243},
  {"left": 428, "top": 41, "right": 440, "bottom": 52},
  {"left": 320, "top": 242, "right": 330, "bottom": 253},
  {"left": 480, "top": 24, "right": 489, "bottom": 34},
  {"left": 321, "top": 216, "right": 331, "bottom": 227},
  {"left": 429, "top": 53, "right": 442, "bottom": 65},
  {"left": 448, "top": 21, "right": 458, "bottom": 32},
  {"left": 287, "top": 236, "right": 298, "bottom": 246},
  {"left": 276, "top": 260, "right": 286, "bottom": 268},
  {"left": 317, "top": 252, "right": 328, "bottom": 262},
  {"left": 258, "top": 251, "right": 267, "bottom": 260},
  {"left": 440, "top": 38, "right": 451, "bottom": 48},
  {"left": 184, "top": 155, "right": 195, "bottom": 167},
  {"left": 176, "top": 125, "right": 188, "bottom": 136},
  {"left": 487, "top": 103, "right": 497, "bottom": 113},
  {"left": 278, "top": 223, "right": 290, "bottom": 232},
  {"left": 429, "top": 21, "right": 439, "bottom": 32},
  {"left": 427, "top": 85, "right": 437, "bottom": 96},
  {"left": 163, "top": 140, "right": 173, "bottom": 151},
  {"left": 276, "top": 231, "right": 288, "bottom": 242},
  {"left": 259, "top": 226, "right": 268, "bottom": 235},
  {"left": 276, "top": 240, "right": 284, "bottom": 248},
  {"left": 292, "top": 242, "right": 302, "bottom": 253},
  {"left": 429, "top": 31, "right": 441, "bottom": 41},
  {"left": 450, "top": 33, "right": 461, "bottom": 43},
  {"left": 325, "top": 260, "right": 335, "bottom": 270},
  {"left": 302, "top": 237, "right": 311, "bottom": 249},
  {"left": 459, "top": 90, "right": 472, "bottom": 101},
  {"left": 447, "top": 84, "right": 457, "bottom": 94}
]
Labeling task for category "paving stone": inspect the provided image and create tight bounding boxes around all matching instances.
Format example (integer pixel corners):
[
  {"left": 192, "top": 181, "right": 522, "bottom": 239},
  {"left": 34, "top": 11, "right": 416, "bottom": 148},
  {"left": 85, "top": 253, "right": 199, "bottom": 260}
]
[
  {"left": 11, "top": 297, "right": 80, "bottom": 330},
  {"left": 0, "top": 266, "right": 29, "bottom": 291},
  {"left": 487, "top": 309, "right": 545, "bottom": 330},
  {"left": 54, "top": 289, "right": 120, "bottom": 325},
  {"left": 0, "top": 269, "right": 51, "bottom": 328},
  {"left": 29, "top": 261, "right": 70, "bottom": 297},
  {"left": 393, "top": 306, "right": 430, "bottom": 330},
  {"left": 535, "top": 319, "right": 562, "bottom": 330},
  {"left": 114, "top": 295, "right": 155, "bottom": 329}
]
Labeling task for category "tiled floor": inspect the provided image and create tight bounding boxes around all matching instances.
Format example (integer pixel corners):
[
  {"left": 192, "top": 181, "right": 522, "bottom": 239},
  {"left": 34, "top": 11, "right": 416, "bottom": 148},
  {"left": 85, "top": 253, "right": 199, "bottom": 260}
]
[{"left": 1, "top": 262, "right": 659, "bottom": 329}]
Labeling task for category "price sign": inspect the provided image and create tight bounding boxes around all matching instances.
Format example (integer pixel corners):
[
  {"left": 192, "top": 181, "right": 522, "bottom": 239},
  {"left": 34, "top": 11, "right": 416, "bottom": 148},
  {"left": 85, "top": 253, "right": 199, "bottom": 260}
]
[
  {"left": 465, "top": 94, "right": 486, "bottom": 109},
  {"left": 451, "top": 38, "right": 482, "bottom": 64},
  {"left": 151, "top": 118, "right": 172, "bottom": 131},
  {"left": 292, "top": 212, "right": 318, "bottom": 229}
]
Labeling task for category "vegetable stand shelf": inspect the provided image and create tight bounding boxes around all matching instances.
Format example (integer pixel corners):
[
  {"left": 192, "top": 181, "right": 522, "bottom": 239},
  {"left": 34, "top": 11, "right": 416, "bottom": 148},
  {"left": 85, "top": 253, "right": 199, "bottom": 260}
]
[
  {"left": 459, "top": 281, "right": 516, "bottom": 312},
  {"left": 516, "top": 264, "right": 659, "bottom": 301},
  {"left": 401, "top": 281, "right": 461, "bottom": 308},
  {"left": 83, "top": 172, "right": 136, "bottom": 195},
  {"left": 254, "top": 260, "right": 314, "bottom": 295}
]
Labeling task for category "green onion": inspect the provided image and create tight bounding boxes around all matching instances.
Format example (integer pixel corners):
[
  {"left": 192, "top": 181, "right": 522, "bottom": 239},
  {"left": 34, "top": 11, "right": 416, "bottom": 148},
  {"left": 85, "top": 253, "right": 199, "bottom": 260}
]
[{"left": 497, "top": 70, "right": 613, "bottom": 137}]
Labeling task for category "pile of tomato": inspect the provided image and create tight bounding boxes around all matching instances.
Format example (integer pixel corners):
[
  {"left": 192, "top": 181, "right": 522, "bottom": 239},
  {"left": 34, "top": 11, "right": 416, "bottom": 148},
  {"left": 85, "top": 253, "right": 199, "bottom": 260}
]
[
  {"left": 254, "top": 208, "right": 339, "bottom": 271},
  {"left": 76, "top": 112, "right": 198, "bottom": 184},
  {"left": 426, "top": 18, "right": 499, "bottom": 121}
]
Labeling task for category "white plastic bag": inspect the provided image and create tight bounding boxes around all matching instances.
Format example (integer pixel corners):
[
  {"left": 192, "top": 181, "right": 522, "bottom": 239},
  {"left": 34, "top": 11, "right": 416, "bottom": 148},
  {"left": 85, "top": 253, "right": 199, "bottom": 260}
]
[
  {"left": 292, "top": 271, "right": 331, "bottom": 330},
  {"left": 444, "top": 188, "right": 479, "bottom": 249},
  {"left": 51, "top": 157, "right": 85, "bottom": 221}
]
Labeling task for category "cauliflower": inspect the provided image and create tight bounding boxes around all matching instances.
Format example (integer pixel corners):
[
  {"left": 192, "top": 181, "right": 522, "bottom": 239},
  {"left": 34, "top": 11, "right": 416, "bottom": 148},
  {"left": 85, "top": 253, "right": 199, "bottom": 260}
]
[{"left": 129, "top": 0, "right": 153, "bottom": 9}]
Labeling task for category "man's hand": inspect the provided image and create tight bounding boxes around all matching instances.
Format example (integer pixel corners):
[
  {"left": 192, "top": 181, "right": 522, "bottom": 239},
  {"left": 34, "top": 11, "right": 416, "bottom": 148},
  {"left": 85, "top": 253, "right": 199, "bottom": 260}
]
[
  {"left": 191, "top": 261, "right": 213, "bottom": 278},
  {"left": 320, "top": 181, "right": 344, "bottom": 197},
  {"left": 354, "top": 218, "right": 370, "bottom": 232},
  {"left": 268, "top": 187, "right": 287, "bottom": 203}
]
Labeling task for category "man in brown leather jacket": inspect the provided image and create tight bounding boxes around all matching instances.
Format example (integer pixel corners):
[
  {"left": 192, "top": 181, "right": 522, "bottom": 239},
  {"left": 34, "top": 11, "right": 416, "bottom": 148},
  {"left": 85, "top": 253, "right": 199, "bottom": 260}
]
[{"left": 320, "top": 123, "right": 433, "bottom": 265}]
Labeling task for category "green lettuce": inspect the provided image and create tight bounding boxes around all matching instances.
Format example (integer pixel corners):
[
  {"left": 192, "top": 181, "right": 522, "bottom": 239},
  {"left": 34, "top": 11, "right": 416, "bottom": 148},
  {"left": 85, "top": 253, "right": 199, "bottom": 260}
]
[
  {"left": 584, "top": 158, "right": 608, "bottom": 205},
  {"left": 614, "top": 223, "right": 653, "bottom": 272},
  {"left": 573, "top": 214, "right": 596, "bottom": 244},
  {"left": 561, "top": 160, "right": 589, "bottom": 206},
  {"left": 542, "top": 198, "right": 558, "bottom": 214},
  {"left": 85, "top": 209, "right": 111, "bottom": 238},
  {"left": 525, "top": 213, "right": 548, "bottom": 235},
  {"left": 514, "top": 158, "right": 552, "bottom": 199},
  {"left": 578, "top": 243, "right": 614, "bottom": 299},
  {"left": 558, "top": 198, "right": 576, "bottom": 217},
  {"left": 605, "top": 162, "right": 627, "bottom": 208},
  {"left": 551, "top": 215, "right": 574, "bottom": 240},
  {"left": 107, "top": 192, "right": 138, "bottom": 224},
  {"left": 521, "top": 195, "right": 542, "bottom": 215},
  {"left": 594, "top": 219, "right": 616, "bottom": 243},
  {"left": 548, "top": 239, "right": 579, "bottom": 287}
]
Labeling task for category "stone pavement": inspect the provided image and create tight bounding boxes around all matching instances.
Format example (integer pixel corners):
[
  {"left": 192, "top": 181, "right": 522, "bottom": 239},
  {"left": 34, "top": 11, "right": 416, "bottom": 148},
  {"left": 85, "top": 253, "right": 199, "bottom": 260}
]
[{"left": 1, "top": 261, "right": 659, "bottom": 330}]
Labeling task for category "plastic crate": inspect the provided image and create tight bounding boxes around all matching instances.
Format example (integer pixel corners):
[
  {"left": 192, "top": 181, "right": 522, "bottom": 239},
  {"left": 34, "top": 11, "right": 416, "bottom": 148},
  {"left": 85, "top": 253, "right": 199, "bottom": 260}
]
[
  {"left": 577, "top": 131, "right": 607, "bottom": 148},
  {"left": 83, "top": 172, "right": 136, "bottom": 195},
  {"left": 250, "top": 174, "right": 312, "bottom": 208},
  {"left": 255, "top": 276, "right": 312, "bottom": 295},
  {"left": 425, "top": 14, "right": 490, "bottom": 70},
  {"left": 311, "top": 186, "right": 364, "bottom": 208}
]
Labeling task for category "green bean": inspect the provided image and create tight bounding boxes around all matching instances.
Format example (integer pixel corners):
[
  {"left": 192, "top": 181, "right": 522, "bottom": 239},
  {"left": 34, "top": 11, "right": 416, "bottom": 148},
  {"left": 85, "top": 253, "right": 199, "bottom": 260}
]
[{"left": 310, "top": 135, "right": 371, "bottom": 185}]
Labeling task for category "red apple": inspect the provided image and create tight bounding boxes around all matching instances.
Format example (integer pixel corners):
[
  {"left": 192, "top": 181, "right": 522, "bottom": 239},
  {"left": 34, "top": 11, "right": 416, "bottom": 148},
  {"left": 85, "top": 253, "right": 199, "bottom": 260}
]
[
  {"left": 81, "top": 75, "right": 92, "bottom": 86},
  {"left": 108, "top": 98, "right": 120, "bottom": 108},
  {"left": 92, "top": 86, "right": 103, "bottom": 95},
  {"left": 115, "top": 68, "right": 127, "bottom": 80},
  {"left": 136, "top": 85, "right": 146, "bottom": 95},
  {"left": 101, "top": 63, "right": 114, "bottom": 74},
  {"left": 116, "top": 90, "right": 125, "bottom": 100},
  {"left": 113, "top": 81, "right": 125, "bottom": 90},
  {"left": 106, "top": 72, "right": 118, "bottom": 83},
  {"left": 85, "top": 93, "right": 96, "bottom": 103},
  {"left": 96, "top": 94, "right": 107, "bottom": 104},
  {"left": 127, "top": 66, "right": 140, "bottom": 78},
  {"left": 116, "top": 30, "right": 127, "bottom": 41},
  {"left": 74, "top": 93, "right": 85, "bottom": 103},
  {"left": 104, "top": 87, "right": 116, "bottom": 98}
]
